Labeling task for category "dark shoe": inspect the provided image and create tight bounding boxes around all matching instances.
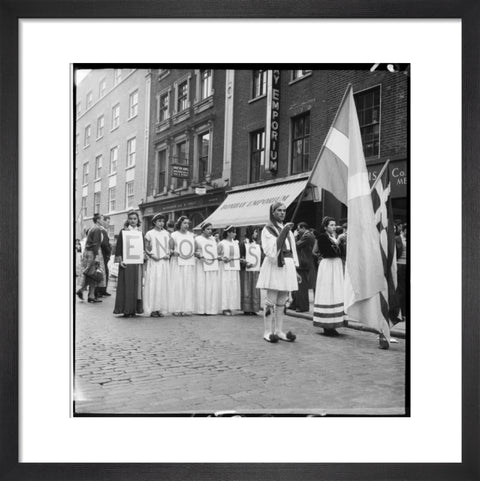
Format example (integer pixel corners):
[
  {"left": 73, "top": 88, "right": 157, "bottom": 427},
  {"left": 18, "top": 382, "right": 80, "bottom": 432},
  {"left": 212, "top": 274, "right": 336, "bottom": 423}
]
[
  {"left": 76, "top": 290, "right": 84, "bottom": 300},
  {"left": 278, "top": 331, "right": 296, "bottom": 342},
  {"left": 103, "top": 292, "right": 112, "bottom": 297},
  {"left": 150, "top": 312, "right": 160, "bottom": 318},
  {"left": 264, "top": 333, "right": 279, "bottom": 343},
  {"left": 88, "top": 298, "right": 102, "bottom": 303},
  {"left": 323, "top": 328, "right": 339, "bottom": 337},
  {"left": 378, "top": 333, "right": 390, "bottom": 350}
]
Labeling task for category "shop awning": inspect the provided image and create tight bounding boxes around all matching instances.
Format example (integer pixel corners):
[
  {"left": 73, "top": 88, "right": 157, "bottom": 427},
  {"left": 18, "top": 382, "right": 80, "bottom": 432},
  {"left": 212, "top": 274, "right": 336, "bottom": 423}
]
[{"left": 200, "top": 180, "right": 308, "bottom": 228}]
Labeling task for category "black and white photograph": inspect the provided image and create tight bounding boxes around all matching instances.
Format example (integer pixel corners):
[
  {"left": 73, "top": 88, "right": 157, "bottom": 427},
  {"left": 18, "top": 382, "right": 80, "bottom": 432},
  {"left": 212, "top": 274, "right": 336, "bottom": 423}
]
[{"left": 73, "top": 65, "right": 409, "bottom": 416}]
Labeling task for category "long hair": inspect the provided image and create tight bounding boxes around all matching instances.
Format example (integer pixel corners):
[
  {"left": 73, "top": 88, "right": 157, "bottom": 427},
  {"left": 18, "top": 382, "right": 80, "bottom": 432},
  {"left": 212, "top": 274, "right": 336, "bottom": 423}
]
[{"left": 245, "top": 226, "right": 258, "bottom": 243}]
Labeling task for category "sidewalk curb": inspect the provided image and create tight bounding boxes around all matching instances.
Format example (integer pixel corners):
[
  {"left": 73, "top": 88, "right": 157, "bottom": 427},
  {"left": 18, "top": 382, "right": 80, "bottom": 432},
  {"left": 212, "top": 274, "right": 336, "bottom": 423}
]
[{"left": 286, "top": 309, "right": 406, "bottom": 340}]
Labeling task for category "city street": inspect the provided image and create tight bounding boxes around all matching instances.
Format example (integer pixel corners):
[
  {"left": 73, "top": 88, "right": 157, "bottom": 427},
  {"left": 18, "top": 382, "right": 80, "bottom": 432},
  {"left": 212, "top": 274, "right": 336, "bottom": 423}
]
[{"left": 74, "top": 285, "right": 406, "bottom": 416}]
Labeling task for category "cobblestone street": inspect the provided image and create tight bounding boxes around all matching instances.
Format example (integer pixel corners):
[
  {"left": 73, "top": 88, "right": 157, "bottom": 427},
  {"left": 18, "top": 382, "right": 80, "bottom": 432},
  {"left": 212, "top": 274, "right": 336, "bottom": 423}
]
[{"left": 74, "top": 287, "right": 406, "bottom": 415}]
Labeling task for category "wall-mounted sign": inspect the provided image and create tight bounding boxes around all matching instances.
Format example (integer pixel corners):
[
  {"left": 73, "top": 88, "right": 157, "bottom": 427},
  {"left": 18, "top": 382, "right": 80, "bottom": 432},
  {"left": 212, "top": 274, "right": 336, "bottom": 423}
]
[
  {"left": 171, "top": 164, "right": 190, "bottom": 179},
  {"left": 265, "top": 70, "right": 280, "bottom": 174},
  {"left": 367, "top": 160, "right": 407, "bottom": 198}
]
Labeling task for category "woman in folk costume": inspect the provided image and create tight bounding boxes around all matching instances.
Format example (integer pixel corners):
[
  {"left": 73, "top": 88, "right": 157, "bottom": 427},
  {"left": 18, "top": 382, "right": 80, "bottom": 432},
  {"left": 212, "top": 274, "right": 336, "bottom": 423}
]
[
  {"left": 194, "top": 222, "right": 221, "bottom": 315},
  {"left": 313, "top": 216, "right": 346, "bottom": 336},
  {"left": 143, "top": 213, "right": 171, "bottom": 317},
  {"left": 113, "top": 210, "right": 144, "bottom": 318},
  {"left": 218, "top": 226, "right": 241, "bottom": 316},
  {"left": 239, "top": 226, "right": 262, "bottom": 315},
  {"left": 169, "top": 216, "right": 196, "bottom": 316},
  {"left": 256, "top": 202, "right": 299, "bottom": 343}
]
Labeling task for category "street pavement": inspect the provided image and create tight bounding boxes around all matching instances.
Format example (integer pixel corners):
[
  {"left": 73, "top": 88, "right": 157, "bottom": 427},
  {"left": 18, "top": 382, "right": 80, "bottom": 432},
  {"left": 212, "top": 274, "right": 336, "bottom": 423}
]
[{"left": 74, "top": 286, "right": 406, "bottom": 416}]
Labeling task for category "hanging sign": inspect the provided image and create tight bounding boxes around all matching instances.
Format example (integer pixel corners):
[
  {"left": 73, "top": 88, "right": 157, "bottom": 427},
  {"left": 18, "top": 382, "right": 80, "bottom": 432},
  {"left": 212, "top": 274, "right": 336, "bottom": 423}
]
[
  {"left": 122, "top": 230, "right": 144, "bottom": 265},
  {"left": 245, "top": 243, "right": 261, "bottom": 272}
]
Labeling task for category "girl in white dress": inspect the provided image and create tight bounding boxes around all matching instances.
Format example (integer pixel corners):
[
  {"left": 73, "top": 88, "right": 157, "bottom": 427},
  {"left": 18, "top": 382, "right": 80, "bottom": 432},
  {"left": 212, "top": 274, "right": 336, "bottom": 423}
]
[
  {"left": 169, "top": 216, "right": 196, "bottom": 316},
  {"left": 257, "top": 202, "right": 300, "bottom": 343},
  {"left": 218, "top": 226, "right": 241, "bottom": 315},
  {"left": 143, "top": 213, "right": 171, "bottom": 317},
  {"left": 194, "top": 223, "right": 221, "bottom": 315}
]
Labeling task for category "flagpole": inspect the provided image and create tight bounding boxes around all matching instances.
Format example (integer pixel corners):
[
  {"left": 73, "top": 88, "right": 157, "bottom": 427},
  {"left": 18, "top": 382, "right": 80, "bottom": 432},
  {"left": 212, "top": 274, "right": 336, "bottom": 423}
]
[
  {"left": 370, "top": 159, "right": 390, "bottom": 194},
  {"left": 290, "top": 84, "right": 353, "bottom": 223}
]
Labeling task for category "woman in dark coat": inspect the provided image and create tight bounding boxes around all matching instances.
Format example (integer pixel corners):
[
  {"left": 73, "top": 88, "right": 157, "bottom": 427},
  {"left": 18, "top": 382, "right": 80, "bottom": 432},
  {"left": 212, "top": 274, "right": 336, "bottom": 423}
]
[
  {"left": 239, "top": 226, "right": 262, "bottom": 315},
  {"left": 113, "top": 210, "right": 144, "bottom": 317}
]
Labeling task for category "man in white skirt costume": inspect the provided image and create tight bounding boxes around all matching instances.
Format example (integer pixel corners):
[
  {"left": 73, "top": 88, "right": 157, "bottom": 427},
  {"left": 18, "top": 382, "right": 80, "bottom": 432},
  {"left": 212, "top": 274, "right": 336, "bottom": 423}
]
[{"left": 256, "top": 202, "right": 300, "bottom": 343}]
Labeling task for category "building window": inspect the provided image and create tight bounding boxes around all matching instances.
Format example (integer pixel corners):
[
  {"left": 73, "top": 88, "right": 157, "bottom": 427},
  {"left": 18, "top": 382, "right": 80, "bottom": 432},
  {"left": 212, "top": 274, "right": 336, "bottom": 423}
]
[
  {"left": 252, "top": 70, "right": 267, "bottom": 99},
  {"left": 173, "top": 140, "right": 187, "bottom": 189},
  {"left": 109, "top": 146, "right": 118, "bottom": 174},
  {"left": 200, "top": 69, "right": 213, "bottom": 100},
  {"left": 129, "top": 90, "right": 139, "bottom": 119},
  {"left": 96, "top": 115, "right": 104, "bottom": 139},
  {"left": 84, "top": 125, "right": 91, "bottom": 147},
  {"left": 197, "top": 131, "right": 210, "bottom": 182},
  {"left": 177, "top": 80, "right": 189, "bottom": 113},
  {"left": 114, "top": 69, "right": 122, "bottom": 85},
  {"left": 127, "top": 137, "right": 136, "bottom": 167},
  {"left": 158, "top": 92, "right": 169, "bottom": 122},
  {"left": 354, "top": 87, "right": 381, "bottom": 157},
  {"left": 76, "top": 101, "right": 81, "bottom": 118},
  {"left": 86, "top": 91, "right": 93, "bottom": 109},
  {"left": 82, "top": 162, "right": 89, "bottom": 184},
  {"left": 94, "top": 154, "right": 102, "bottom": 179},
  {"left": 291, "top": 112, "right": 311, "bottom": 174},
  {"left": 75, "top": 133, "right": 79, "bottom": 154},
  {"left": 125, "top": 181, "right": 135, "bottom": 209},
  {"left": 157, "top": 149, "right": 167, "bottom": 192},
  {"left": 111, "top": 104, "right": 120, "bottom": 130},
  {"left": 250, "top": 129, "right": 265, "bottom": 183},
  {"left": 108, "top": 187, "right": 116, "bottom": 212},
  {"left": 108, "top": 225, "right": 115, "bottom": 239},
  {"left": 99, "top": 78, "right": 106, "bottom": 97},
  {"left": 81, "top": 196, "right": 87, "bottom": 217},
  {"left": 291, "top": 70, "right": 312, "bottom": 81},
  {"left": 93, "top": 192, "right": 101, "bottom": 214}
]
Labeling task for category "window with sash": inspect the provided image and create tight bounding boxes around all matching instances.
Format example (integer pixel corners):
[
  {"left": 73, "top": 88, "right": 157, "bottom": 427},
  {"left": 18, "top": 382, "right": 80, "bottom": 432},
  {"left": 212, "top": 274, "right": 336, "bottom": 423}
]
[
  {"left": 252, "top": 70, "right": 267, "bottom": 99},
  {"left": 250, "top": 129, "right": 265, "bottom": 183},
  {"left": 291, "top": 112, "right": 311, "bottom": 174},
  {"left": 354, "top": 87, "right": 381, "bottom": 157}
]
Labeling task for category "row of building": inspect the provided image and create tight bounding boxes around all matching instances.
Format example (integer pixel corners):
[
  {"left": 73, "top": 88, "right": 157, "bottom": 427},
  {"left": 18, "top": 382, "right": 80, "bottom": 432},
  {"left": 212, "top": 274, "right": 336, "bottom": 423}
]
[{"left": 75, "top": 66, "right": 408, "bottom": 240}]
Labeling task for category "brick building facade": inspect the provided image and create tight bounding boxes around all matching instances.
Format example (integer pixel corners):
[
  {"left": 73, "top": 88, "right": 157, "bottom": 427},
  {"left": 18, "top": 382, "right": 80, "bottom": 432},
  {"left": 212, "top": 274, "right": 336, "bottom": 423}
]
[
  {"left": 225, "top": 68, "right": 408, "bottom": 230},
  {"left": 140, "top": 69, "right": 234, "bottom": 229}
]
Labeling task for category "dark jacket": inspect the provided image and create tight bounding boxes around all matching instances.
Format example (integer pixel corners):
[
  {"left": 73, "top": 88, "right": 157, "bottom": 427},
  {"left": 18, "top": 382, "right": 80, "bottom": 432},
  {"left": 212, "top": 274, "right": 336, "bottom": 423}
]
[
  {"left": 316, "top": 233, "right": 341, "bottom": 259},
  {"left": 100, "top": 227, "right": 112, "bottom": 258},
  {"left": 85, "top": 224, "right": 103, "bottom": 256},
  {"left": 296, "top": 230, "right": 316, "bottom": 271}
]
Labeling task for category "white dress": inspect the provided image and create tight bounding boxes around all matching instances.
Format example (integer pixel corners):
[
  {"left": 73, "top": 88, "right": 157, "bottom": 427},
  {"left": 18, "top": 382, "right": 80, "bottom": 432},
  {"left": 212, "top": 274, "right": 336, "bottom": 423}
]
[
  {"left": 143, "top": 228, "right": 171, "bottom": 315},
  {"left": 195, "top": 236, "right": 221, "bottom": 315},
  {"left": 169, "top": 231, "right": 196, "bottom": 313},
  {"left": 256, "top": 225, "right": 299, "bottom": 292},
  {"left": 218, "top": 239, "right": 241, "bottom": 311}
]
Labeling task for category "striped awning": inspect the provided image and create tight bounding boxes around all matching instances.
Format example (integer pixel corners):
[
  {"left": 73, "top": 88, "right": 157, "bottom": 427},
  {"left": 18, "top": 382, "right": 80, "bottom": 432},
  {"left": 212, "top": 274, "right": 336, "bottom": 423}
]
[{"left": 200, "top": 180, "right": 308, "bottom": 228}]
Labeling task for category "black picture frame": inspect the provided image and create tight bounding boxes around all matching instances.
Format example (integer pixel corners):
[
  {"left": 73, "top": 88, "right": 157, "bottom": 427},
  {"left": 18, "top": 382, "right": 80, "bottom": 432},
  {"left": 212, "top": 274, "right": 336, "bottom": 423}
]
[{"left": 1, "top": 1, "right": 478, "bottom": 480}]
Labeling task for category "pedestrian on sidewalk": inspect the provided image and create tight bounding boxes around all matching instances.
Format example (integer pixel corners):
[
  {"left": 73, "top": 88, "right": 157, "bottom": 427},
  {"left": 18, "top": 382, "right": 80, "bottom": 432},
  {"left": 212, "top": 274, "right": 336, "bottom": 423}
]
[
  {"left": 313, "top": 216, "right": 346, "bottom": 336},
  {"left": 194, "top": 222, "right": 221, "bottom": 315},
  {"left": 256, "top": 202, "right": 299, "bottom": 343},
  {"left": 113, "top": 210, "right": 144, "bottom": 318},
  {"left": 218, "top": 226, "right": 241, "bottom": 316},
  {"left": 290, "top": 222, "right": 316, "bottom": 313},
  {"left": 169, "top": 216, "right": 196, "bottom": 316},
  {"left": 239, "top": 226, "right": 262, "bottom": 315},
  {"left": 96, "top": 215, "right": 112, "bottom": 298},
  {"left": 143, "top": 213, "right": 171, "bottom": 318}
]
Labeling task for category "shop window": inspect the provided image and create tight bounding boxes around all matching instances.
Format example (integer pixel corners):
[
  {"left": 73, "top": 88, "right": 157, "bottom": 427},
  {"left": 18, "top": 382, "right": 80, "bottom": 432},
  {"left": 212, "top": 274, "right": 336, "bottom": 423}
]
[
  {"left": 291, "top": 112, "right": 311, "bottom": 174},
  {"left": 354, "top": 86, "right": 381, "bottom": 157}
]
